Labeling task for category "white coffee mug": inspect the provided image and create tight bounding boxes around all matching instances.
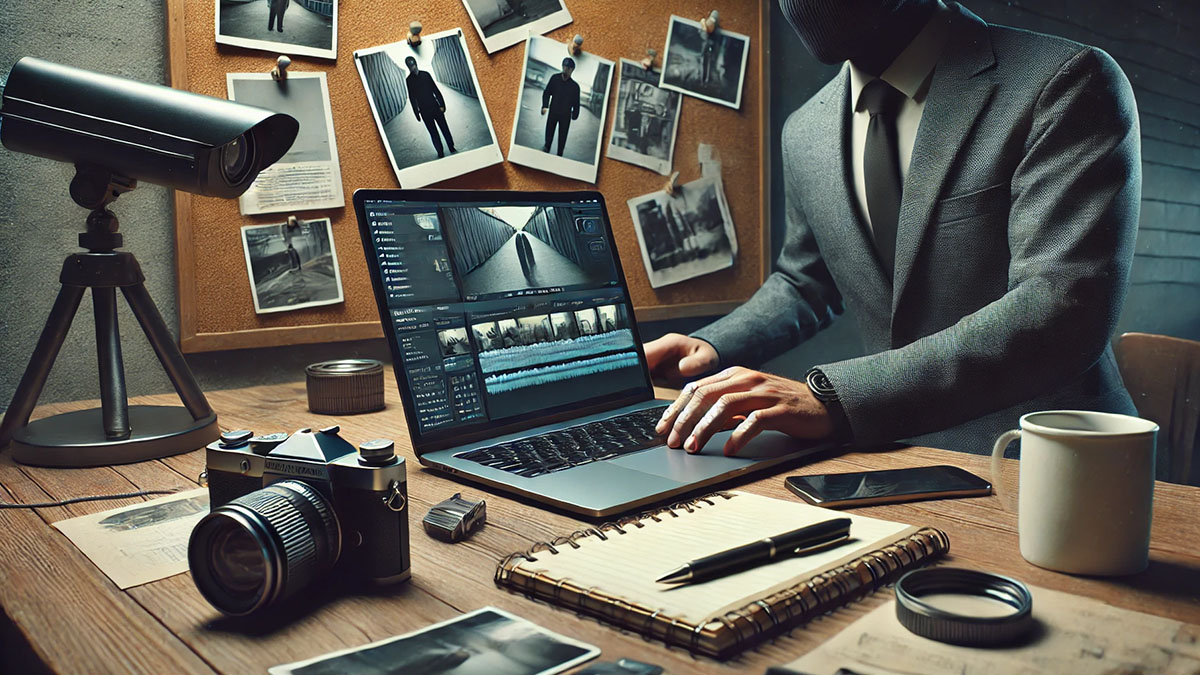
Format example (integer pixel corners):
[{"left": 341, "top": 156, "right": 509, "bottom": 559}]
[{"left": 991, "top": 410, "right": 1157, "bottom": 576}]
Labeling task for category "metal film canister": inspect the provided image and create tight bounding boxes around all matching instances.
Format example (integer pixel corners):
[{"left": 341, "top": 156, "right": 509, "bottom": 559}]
[{"left": 305, "top": 359, "right": 385, "bottom": 415}]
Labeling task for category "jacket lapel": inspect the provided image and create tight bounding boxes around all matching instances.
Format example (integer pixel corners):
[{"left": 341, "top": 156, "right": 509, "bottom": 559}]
[
  {"left": 810, "top": 66, "right": 893, "bottom": 305},
  {"left": 891, "top": 5, "right": 998, "bottom": 316}
]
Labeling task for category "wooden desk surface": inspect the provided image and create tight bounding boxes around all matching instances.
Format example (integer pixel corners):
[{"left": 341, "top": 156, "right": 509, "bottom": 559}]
[{"left": 2, "top": 383, "right": 1199, "bottom": 674}]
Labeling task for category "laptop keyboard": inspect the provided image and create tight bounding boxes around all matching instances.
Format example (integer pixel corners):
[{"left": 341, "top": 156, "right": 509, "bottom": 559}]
[{"left": 454, "top": 405, "right": 670, "bottom": 479}]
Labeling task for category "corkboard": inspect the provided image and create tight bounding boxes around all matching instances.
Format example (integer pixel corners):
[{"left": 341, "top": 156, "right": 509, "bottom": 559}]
[{"left": 167, "top": 0, "right": 769, "bottom": 353}]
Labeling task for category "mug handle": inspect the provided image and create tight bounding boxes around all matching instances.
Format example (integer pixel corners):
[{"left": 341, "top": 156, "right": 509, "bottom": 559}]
[{"left": 991, "top": 429, "right": 1021, "bottom": 513}]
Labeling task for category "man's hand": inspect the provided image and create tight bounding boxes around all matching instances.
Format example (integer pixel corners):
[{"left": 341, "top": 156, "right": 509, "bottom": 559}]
[
  {"left": 541, "top": 107, "right": 548, "bottom": 115},
  {"left": 440, "top": 106, "right": 446, "bottom": 113},
  {"left": 655, "top": 367, "right": 835, "bottom": 456},
  {"left": 644, "top": 333, "right": 718, "bottom": 384}
]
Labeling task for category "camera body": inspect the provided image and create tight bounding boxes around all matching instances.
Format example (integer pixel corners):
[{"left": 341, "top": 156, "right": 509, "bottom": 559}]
[
  {"left": 0, "top": 57, "right": 297, "bottom": 198},
  {"left": 194, "top": 426, "right": 409, "bottom": 614}
]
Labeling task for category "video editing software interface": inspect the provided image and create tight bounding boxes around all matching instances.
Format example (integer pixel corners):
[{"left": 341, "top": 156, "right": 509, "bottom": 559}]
[{"left": 364, "top": 196, "right": 651, "bottom": 442}]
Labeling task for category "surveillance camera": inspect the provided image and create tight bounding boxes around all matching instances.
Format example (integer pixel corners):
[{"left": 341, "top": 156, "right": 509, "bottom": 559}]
[{"left": 0, "top": 57, "right": 298, "bottom": 199}]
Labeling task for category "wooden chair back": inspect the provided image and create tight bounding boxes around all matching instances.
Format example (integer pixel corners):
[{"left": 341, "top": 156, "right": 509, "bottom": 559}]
[{"left": 1116, "top": 332, "right": 1200, "bottom": 485}]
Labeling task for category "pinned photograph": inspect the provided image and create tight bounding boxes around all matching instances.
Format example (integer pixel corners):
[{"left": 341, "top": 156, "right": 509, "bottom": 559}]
[
  {"left": 215, "top": 0, "right": 337, "bottom": 60},
  {"left": 508, "top": 35, "right": 614, "bottom": 184},
  {"left": 627, "top": 175, "right": 738, "bottom": 288},
  {"left": 355, "top": 29, "right": 504, "bottom": 187},
  {"left": 241, "top": 217, "right": 344, "bottom": 313},
  {"left": 227, "top": 71, "right": 344, "bottom": 215},
  {"left": 606, "top": 59, "right": 682, "bottom": 175},
  {"left": 660, "top": 15, "right": 749, "bottom": 109},
  {"left": 461, "top": 0, "right": 573, "bottom": 54},
  {"left": 269, "top": 606, "right": 599, "bottom": 675}
]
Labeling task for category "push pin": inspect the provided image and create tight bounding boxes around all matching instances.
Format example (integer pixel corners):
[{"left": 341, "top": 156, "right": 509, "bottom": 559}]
[
  {"left": 270, "top": 55, "right": 291, "bottom": 81},
  {"left": 641, "top": 48, "right": 658, "bottom": 70},
  {"left": 664, "top": 171, "right": 680, "bottom": 196},
  {"left": 568, "top": 34, "right": 583, "bottom": 56},
  {"left": 701, "top": 10, "right": 719, "bottom": 34},
  {"left": 287, "top": 214, "right": 304, "bottom": 229},
  {"left": 407, "top": 21, "right": 423, "bottom": 46}
]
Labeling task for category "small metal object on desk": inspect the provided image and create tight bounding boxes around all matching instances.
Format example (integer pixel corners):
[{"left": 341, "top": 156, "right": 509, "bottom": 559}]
[
  {"left": 305, "top": 359, "right": 385, "bottom": 415},
  {"left": 895, "top": 567, "right": 1035, "bottom": 646},
  {"left": 422, "top": 493, "right": 486, "bottom": 542}
]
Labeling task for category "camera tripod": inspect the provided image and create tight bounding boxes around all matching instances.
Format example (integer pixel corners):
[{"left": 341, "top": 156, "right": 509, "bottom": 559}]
[{"left": 0, "top": 164, "right": 218, "bottom": 467}]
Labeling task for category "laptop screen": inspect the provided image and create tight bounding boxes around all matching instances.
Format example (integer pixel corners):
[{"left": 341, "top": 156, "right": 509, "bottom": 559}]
[{"left": 356, "top": 190, "right": 655, "bottom": 449}]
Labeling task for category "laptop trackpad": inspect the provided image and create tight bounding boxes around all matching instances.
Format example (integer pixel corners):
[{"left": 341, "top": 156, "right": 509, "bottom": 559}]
[{"left": 610, "top": 430, "right": 806, "bottom": 482}]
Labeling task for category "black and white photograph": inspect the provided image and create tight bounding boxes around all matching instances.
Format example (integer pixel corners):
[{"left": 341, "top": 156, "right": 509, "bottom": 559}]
[
  {"left": 550, "top": 311, "right": 578, "bottom": 340},
  {"left": 240, "top": 217, "right": 344, "bottom": 313},
  {"left": 355, "top": 29, "right": 504, "bottom": 187},
  {"left": 508, "top": 35, "right": 613, "bottom": 184},
  {"left": 660, "top": 15, "right": 749, "bottom": 109},
  {"left": 215, "top": 0, "right": 337, "bottom": 60},
  {"left": 461, "top": 0, "right": 573, "bottom": 54},
  {"left": 442, "top": 205, "right": 617, "bottom": 299},
  {"left": 627, "top": 175, "right": 738, "bottom": 288},
  {"left": 269, "top": 606, "right": 599, "bottom": 675},
  {"left": 596, "top": 304, "right": 624, "bottom": 332},
  {"left": 574, "top": 307, "right": 598, "bottom": 335},
  {"left": 227, "top": 71, "right": 344, "bottom": 215},
  {"left": 606, "top": 59, "right": 682, "bottom": 175},
  {"left": 438, "top": 327, "right": 472, "bottom": 356}
]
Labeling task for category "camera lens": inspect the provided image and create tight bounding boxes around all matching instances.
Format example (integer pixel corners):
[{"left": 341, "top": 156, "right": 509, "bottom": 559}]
[
  {"left": 188, "top": 480, "right": 341, "bottom": 616},
  {"left": 219, "top": 134, "right": 255, "bottom": 186}
]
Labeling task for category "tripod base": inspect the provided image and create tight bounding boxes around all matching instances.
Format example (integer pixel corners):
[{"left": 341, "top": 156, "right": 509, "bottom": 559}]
[{"left": 10, "top": 406, "right": 218, "bottom": 468}]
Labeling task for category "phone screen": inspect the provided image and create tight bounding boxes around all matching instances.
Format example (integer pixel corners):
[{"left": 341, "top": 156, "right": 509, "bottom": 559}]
[{"left": 785, "top": 465, "right": 991, "bottom": 508}]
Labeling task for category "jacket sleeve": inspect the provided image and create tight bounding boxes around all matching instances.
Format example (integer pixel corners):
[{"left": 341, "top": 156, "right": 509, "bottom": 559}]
[
  {"left": 406, "top": 78, "right": 420, "bottom": 118},
  {"left": 571, "top": 84, "right": 580, "bottom": 120},
  {"left": 542, "top": 79, "right": 554, "bottom": 109},
  {"left": 691, "top": 112, "right": 844, "bottom": 370},
  {"left": 429, "top": 74, "right": 445, "bottom": 109},
  {"left": 819, "top": 47, "right": 1141, "bottom": 445}
]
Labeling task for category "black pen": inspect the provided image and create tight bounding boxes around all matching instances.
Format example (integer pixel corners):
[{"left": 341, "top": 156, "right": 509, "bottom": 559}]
[{"left": 656, "top": 517, "right": 852, "bottom": 585}]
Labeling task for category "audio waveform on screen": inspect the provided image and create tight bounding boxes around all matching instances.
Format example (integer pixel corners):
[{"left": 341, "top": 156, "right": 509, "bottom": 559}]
[
  {"left": 483, "top": 352, "right": 641, "bottom": 394},
  {"left": 477, "top": 329, "right": 635, "bottom": 373}
]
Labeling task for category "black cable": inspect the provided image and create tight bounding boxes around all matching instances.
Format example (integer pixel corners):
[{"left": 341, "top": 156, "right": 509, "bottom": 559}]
[{"left": 0, "top": 489, "right": 180, "bottom": 509}]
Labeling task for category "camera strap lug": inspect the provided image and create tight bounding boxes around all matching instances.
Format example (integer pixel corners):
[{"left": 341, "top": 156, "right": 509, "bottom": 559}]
[{"left": 383, "top": 480, "right": 406, "bottom": 512}]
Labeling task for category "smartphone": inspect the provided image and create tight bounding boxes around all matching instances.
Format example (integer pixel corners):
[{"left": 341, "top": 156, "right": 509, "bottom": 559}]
[{"left": 784, "top": 465, "right": 991, "bottom": 508}]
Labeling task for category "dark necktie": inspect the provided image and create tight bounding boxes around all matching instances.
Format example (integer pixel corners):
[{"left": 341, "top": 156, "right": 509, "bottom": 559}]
[{"left": 861, "top": 79, "right": 905, "bottom": 279}]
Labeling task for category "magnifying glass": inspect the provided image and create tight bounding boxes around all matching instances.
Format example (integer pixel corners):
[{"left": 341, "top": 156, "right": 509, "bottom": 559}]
[{"left": 895, "top": 568, "right": 1035, "bottom": 646}]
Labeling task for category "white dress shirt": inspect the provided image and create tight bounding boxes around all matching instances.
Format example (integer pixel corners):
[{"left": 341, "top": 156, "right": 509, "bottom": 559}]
[{"left": 848, "top": 3, "right": 954, "bottom": 234}]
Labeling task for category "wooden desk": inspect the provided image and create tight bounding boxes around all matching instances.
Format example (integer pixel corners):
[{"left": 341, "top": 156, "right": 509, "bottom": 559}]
[{"left": 2, "top": 383, "right": 1199, "bottom": 674}]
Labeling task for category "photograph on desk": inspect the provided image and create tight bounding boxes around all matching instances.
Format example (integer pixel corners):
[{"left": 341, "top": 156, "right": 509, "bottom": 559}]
[
  {"left": 355, "top": 29, "right": 504, "bottom": 188},
  {"left": 226, "top": 71, "right": 345, "bottom": 215},
  {"left": 240, "top": 217, "right": 344, "bottom": 313},
  {"left": 441, "top": 205, "right": 619, "bottom": 300},
  {"left": 461, "top": 0, "right": 573, "bottom": 54},
  {"left": 606, "top": 59, "right": 682, "bottom": 175},
  {"left": 269, "top": 606, "right": 599, "bottom": 675},
  {"left": 215, "top": 0, "right": 337, "bottom": 60},
  {"left": 508, "top": 35, "right": 614, "bottom": 183},
  {"left": 628, "top": 175, "right": 738, "bottom": 288},
  {"left": 659, "top": 15, "right": 749, "bottom": 109}
]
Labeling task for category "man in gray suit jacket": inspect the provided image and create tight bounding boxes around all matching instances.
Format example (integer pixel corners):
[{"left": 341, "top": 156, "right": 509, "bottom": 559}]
[{"left": 651, "top": 0, "right": 1140, "bottom": 457}]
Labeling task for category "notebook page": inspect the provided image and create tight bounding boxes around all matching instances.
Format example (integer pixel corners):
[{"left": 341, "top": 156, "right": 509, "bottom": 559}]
[{"left": 513, "top": 491, "right": 914, "bottom": 625}]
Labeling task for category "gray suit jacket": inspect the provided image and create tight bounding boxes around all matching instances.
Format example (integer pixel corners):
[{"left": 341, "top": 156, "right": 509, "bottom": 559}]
[{"left": 693, "top": 4, "right": 1141, "bottom": 454}]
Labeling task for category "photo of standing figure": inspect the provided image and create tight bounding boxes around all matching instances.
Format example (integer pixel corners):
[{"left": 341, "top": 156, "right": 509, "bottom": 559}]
[
  {"left": 215, "top": 0, "right": 338, "bottom": 60},
  {"left": 405, "top": 56, "right": 457, "bottom": 159},
  {"left": 541, "top": 57, "right": 579, "bottom": 156}
]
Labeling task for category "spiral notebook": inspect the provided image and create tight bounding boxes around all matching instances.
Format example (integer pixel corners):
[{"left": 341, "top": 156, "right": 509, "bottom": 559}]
[{"left": 494, "top": 491, "right": 949, "bottom": 659}]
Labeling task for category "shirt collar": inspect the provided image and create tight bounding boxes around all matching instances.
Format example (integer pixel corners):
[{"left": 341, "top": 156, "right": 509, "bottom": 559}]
[{"left": 850, "top": 1, "right": 953, "bottom": 112}]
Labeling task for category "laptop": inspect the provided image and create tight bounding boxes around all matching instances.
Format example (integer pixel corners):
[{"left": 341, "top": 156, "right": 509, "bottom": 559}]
[{"left": 354, "top": 189, "right": 825, "bottom": 517}]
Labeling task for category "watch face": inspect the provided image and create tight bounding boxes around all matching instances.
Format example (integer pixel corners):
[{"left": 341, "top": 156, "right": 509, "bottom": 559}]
[{"left": 806, "top": 369, "right": 837, "bottom": 401}]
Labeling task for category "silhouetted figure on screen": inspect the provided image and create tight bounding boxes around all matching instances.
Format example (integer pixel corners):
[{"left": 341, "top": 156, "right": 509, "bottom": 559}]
[
  {"left": 516, "top": 231, "right": 536, "bottom": 280},
  {"left": 267, "top": 0, "right": 288, "bottom": 32},
  {"left": 541, "top": 57, "right": 580, "bottom": 156},
  {"left": 405, "top": 56, "right": 456, "bottom": 159}
]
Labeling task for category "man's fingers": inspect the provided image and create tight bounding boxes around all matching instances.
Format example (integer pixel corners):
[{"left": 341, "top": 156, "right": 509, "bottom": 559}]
[
  {"left": 664, "top": 374, "right": 751, "bottom": 448},
  {"left": 684, "top": 392, "right": 771, "bottom": 453},
  {"left": 723, "top": 406, "right": 785, "bottom": 456},
  {"left": 655, "top": 367, "right": 738, "bottom": 435}
]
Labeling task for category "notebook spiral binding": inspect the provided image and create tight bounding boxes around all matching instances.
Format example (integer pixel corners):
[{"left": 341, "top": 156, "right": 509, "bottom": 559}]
[{"left": 494, "top": 491, "right": 950, "bottom": 660}]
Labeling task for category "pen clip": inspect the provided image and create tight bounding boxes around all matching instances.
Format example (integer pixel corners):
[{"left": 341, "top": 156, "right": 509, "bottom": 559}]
[{"left": 792, "top": 532, "right": 851, "bottom": 557}]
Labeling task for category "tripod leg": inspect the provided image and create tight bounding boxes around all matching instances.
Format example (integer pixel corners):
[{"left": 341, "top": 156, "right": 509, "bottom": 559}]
[
  {"left": 122, "top": 282, "right": 214, "bottom": 420},
  {"left": 93, "top": 287, "right": 131, "bottom": 440},
  {"left": 0, "top": 285, "right": 86, "bottom": 446}
]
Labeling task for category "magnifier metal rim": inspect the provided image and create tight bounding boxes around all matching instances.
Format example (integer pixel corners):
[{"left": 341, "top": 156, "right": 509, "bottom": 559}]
[{"left": 895, "top": 567, "right": 1034, "bottom": 646}]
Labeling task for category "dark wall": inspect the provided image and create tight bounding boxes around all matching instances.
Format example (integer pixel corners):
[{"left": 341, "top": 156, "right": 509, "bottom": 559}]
[{"left": 756, "top": 0, "right": 1200, "bottom": 380}]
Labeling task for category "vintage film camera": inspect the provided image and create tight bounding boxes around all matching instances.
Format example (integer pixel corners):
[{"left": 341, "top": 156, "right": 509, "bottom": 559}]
[{"left": 188, "top": 426, "right": 409, "bottom": 616}]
